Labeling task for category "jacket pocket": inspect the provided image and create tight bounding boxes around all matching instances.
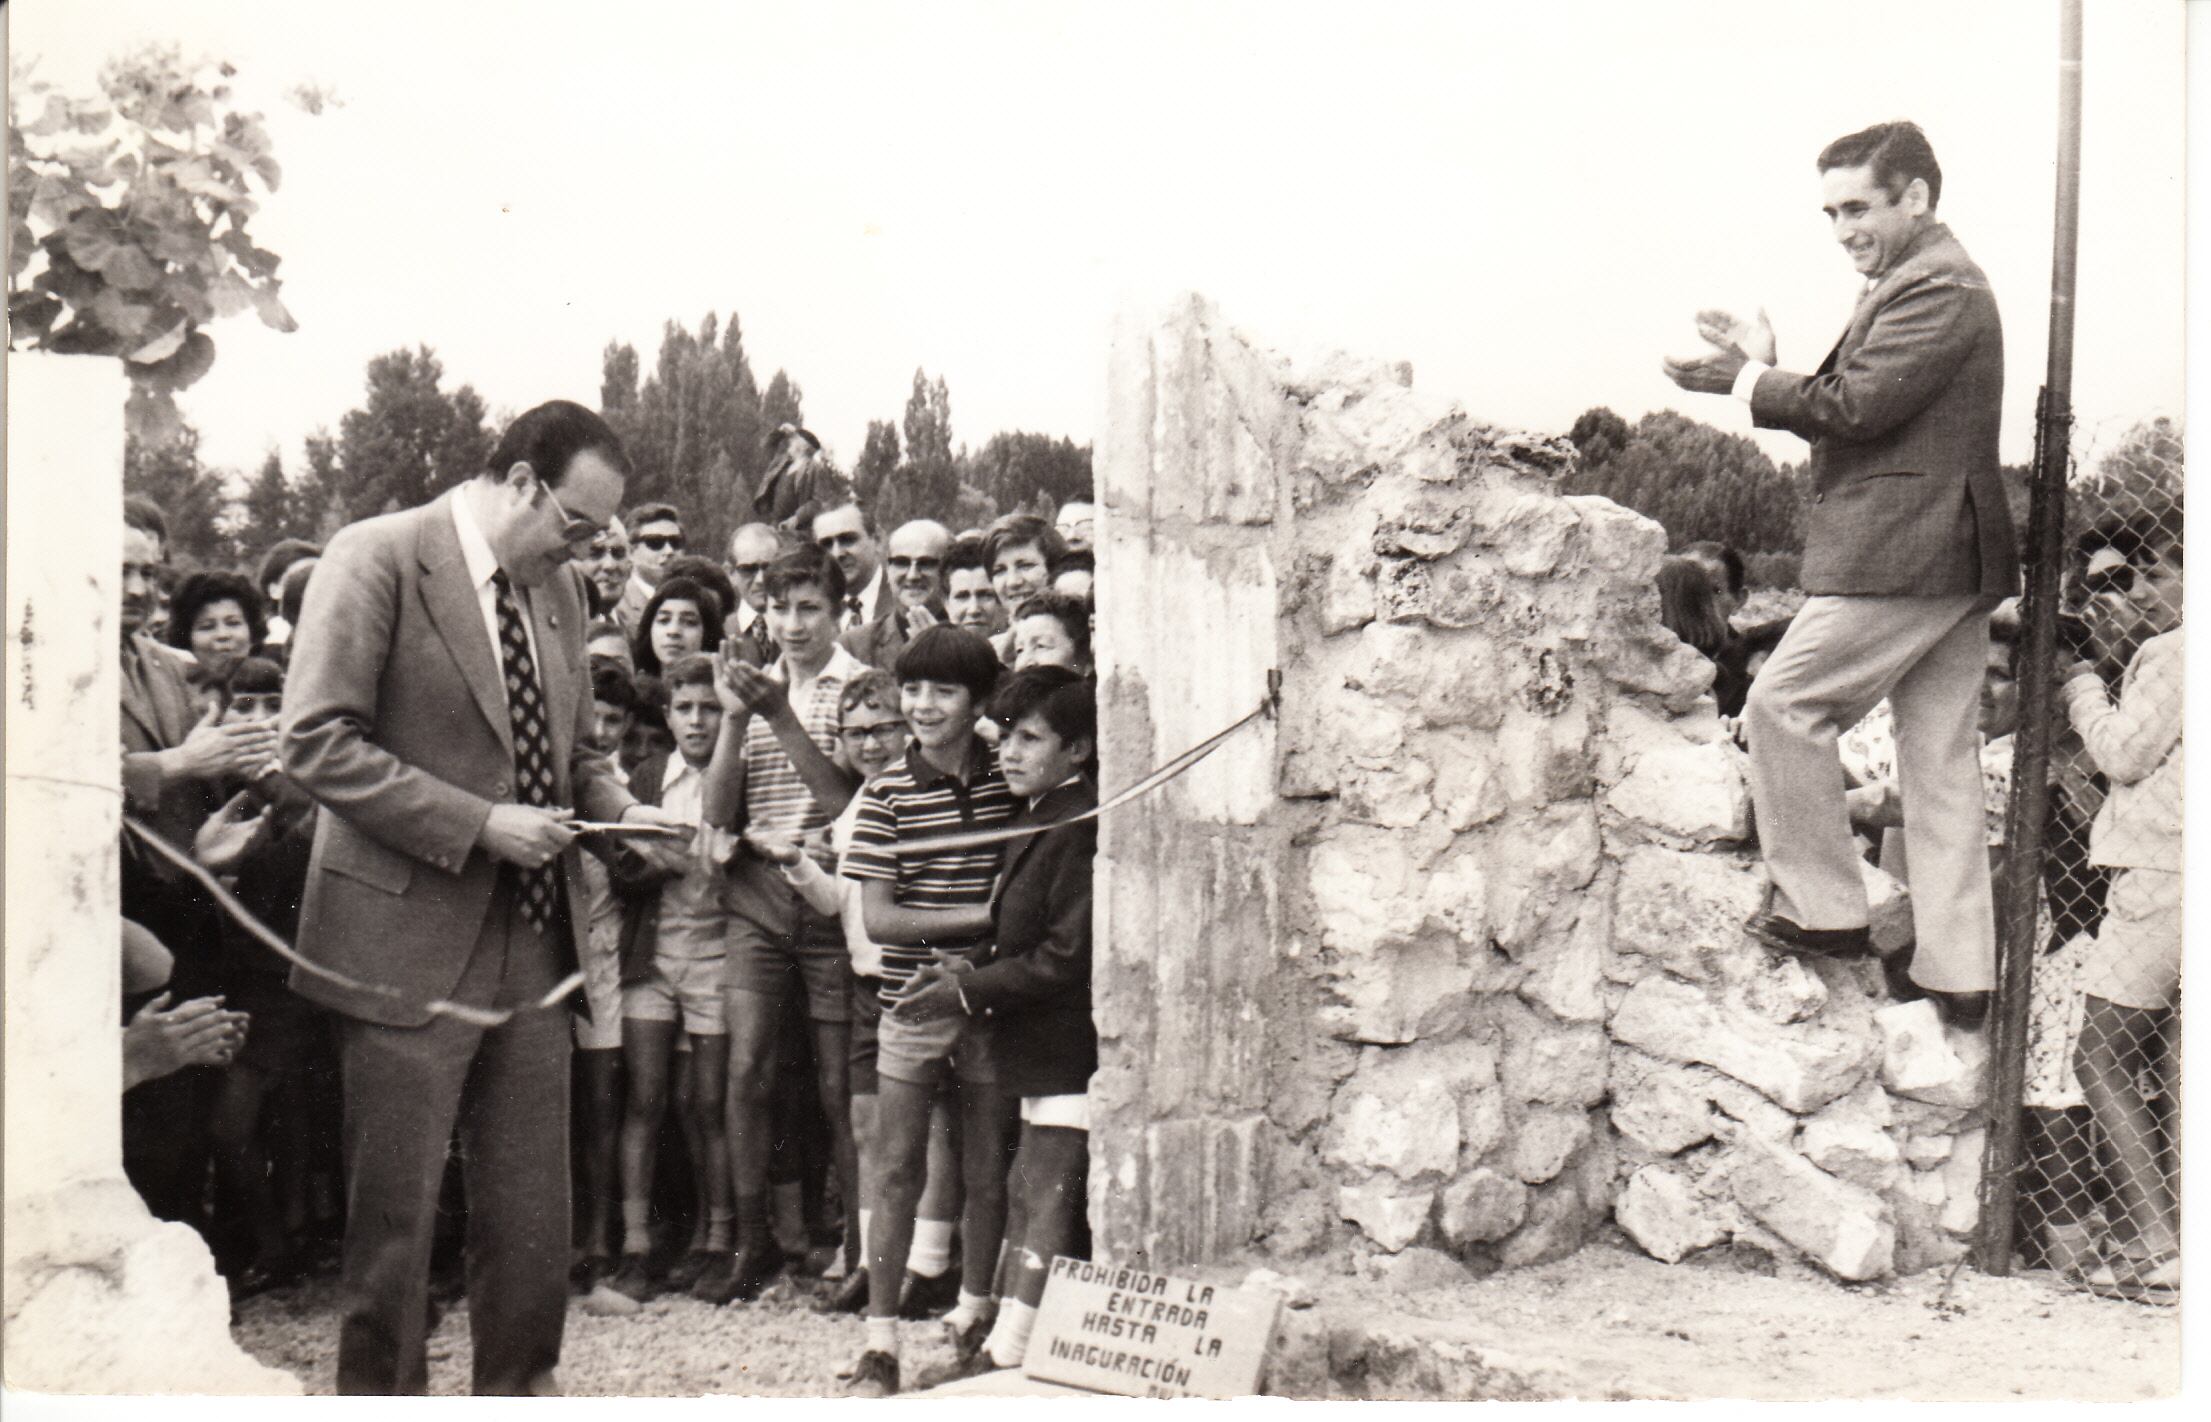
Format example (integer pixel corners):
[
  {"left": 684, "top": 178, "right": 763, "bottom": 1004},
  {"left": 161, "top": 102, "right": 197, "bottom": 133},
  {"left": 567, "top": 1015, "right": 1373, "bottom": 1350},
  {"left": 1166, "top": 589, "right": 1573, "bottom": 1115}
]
[{"left": 319, "top": 829, "right": 415, "bottom": 894}]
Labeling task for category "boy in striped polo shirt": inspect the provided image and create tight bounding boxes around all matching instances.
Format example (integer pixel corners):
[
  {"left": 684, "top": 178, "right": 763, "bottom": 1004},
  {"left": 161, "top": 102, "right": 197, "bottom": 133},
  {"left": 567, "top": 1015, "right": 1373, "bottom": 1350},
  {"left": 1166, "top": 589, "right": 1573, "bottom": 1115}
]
[
  {"left": 838, "top": 625, "right": 1016, "bottom": 1396},
  {"left": 700, "top": 548, "right": 866, "bottom": 1303}
]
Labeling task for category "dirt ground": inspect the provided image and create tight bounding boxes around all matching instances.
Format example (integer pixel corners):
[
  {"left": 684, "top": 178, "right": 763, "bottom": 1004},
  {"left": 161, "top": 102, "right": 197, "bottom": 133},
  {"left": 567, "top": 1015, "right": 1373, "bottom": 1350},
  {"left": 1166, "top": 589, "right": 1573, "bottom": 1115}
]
[{"left": 230, "top": 1240, "right": 2178, "bottom": 1400}]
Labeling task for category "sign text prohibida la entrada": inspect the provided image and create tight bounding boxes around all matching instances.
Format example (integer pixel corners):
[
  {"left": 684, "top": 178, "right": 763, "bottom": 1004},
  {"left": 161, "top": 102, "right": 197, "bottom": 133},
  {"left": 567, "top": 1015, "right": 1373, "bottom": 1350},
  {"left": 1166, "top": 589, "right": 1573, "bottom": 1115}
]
[{"left": 1023, "top": 1256, "right": 1282, "bottom": 1399}]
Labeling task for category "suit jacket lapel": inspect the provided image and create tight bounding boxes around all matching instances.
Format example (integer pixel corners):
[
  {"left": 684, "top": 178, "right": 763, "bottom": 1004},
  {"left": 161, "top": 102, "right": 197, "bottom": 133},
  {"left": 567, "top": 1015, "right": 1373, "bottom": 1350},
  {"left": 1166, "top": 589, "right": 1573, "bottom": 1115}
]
[{"left": 416, "top": 495, "right": 515, "bottom": 757}]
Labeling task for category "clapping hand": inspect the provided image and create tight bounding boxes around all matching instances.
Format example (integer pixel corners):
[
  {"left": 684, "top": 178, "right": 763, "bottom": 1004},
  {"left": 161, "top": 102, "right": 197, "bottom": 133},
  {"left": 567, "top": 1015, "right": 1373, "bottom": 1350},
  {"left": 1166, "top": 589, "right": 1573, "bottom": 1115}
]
[
  {"left": 173, "top": 702, "right": 281, "bottom": 782},
  {"left": 193, "top": 790, "right": 270, "bottom": 874},
  {"left": 1695, "top": 307, "right": 1777, "bottom": 365},
  {"left": 124, "top": 992, "right": 249, "bottom": 1084}
]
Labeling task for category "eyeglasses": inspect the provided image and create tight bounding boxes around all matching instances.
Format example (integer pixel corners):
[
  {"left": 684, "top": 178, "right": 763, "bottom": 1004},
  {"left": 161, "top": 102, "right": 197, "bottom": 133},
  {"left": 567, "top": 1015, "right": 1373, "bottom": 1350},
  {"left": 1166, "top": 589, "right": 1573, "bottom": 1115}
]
[
  {"left": 729, "top": 561, "right": 770, "bottom": 580},
  {"left": 887, "top": 556, "right": 943, "bottom": 574},
  {"left": 536, "top": 479, "right": 606, "bottom": 546},
  {"left": 636, "top": 533, "right": 685, "bottom": 552},
  {"left": 839, "top": 721, "right": 909, "bottom": 744}
]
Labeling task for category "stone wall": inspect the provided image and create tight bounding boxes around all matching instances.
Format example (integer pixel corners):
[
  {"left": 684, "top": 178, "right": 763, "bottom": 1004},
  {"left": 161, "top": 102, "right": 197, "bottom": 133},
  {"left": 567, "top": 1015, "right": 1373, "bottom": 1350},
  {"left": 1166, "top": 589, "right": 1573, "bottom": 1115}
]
[{"left": 1093, "top": 296, "right": 1987, "bottom": 1285}]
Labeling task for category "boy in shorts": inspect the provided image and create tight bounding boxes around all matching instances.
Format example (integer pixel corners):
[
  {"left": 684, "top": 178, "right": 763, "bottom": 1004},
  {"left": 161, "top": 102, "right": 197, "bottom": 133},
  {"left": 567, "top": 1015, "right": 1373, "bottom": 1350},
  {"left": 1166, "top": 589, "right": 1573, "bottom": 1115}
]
[
  {"left": 838, "top": 626, "right": 1016, "bottom": 1396},
  {"left": 902, "top": 665, "right": 1098, "bottom": 1376},
  {"left": 606, "top": 655, "right": 735, "bottom": 1301},
  {"left": 2062, "top": 512, "right": 2183, "bottom": 1303},
  {"left": 700, "top": 550, "right": 866, "bottom": 1301}
]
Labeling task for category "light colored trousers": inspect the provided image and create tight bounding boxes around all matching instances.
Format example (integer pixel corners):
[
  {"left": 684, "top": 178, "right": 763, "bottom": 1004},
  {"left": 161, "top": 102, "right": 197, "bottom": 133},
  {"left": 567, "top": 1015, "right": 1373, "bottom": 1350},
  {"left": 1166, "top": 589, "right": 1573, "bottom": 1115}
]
[{"left": 1743, "top": 593, "right": 1999, "bottom": 994}]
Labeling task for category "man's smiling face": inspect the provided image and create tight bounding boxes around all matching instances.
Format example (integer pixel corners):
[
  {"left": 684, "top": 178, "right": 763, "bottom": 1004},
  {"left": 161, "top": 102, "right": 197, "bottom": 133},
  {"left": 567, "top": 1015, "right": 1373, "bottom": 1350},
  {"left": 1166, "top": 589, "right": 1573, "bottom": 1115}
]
[{"left": 1821, "top": 163, "right": 1926, "bottom": 279}]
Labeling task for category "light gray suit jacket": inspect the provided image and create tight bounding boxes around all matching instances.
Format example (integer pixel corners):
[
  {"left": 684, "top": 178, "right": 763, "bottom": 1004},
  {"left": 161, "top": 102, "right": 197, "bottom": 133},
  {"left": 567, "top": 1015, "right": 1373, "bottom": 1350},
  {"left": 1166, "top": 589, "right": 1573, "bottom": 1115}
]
[
  {"left": 279, "top": 489, "right": 633, "bottom": 1026},
  {"left": 1751, "top": 221, "right": 2019, "bottom": 599}
]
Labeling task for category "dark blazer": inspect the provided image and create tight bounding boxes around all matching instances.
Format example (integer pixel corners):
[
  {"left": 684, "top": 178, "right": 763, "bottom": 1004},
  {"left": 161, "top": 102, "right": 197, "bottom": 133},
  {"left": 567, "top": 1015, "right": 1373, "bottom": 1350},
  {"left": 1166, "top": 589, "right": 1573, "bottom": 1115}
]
[
  {"left": 1750, "top": 222, "right": 2018, "bottom": 598},
  {"left": 121, "top": 634, "right": 215, "bottom": 850},
  {"left": 279, "top": 489, "right": 635, "bottom": 1027},
  {"left": 838, "top": 599, "right": 947, "bottom": 672},
  {"left": 961, "top": 779, "right": 1097, "bottom": 1098}
]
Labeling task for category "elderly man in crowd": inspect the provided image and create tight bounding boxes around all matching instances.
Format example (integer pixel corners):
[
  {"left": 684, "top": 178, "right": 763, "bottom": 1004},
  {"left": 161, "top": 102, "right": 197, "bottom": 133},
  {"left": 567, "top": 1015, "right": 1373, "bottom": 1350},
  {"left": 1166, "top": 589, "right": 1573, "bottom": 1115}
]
[
  {"left": 842, "top": 518, "right": 950, "bottom": 669},
  {"left": 724, "top": 522, "right": 785, "bottom": 665}
]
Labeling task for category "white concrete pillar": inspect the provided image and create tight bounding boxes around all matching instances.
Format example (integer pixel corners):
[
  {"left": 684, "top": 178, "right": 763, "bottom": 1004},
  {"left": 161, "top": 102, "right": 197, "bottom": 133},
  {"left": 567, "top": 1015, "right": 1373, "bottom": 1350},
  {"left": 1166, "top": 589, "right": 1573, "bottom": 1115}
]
[{"left": 4, "top": 351, "right": 298, "bottom": 1392}]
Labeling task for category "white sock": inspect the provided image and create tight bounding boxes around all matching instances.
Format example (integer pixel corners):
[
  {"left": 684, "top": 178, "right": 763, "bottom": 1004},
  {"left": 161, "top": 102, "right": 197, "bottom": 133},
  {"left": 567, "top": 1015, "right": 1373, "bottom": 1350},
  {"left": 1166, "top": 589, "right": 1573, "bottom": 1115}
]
[
  {"left": 859, "top": 1208, "right": 872, "bottom": 1259},
  {"left": 621, "top": 1201, "right": 651, "bottom": 1256},
  {"left": 866, "top": 1316, "right": 900, "bottom": 1358},
  {"left": 909, "top": 1218, "right": 954, "bottom": 1278},
  {"left": 985, "top": 1299, "right": 1037, "bottom": 1368},
  {"left": 943, "top": 1288, "right": 997, "bottom": 1333}
]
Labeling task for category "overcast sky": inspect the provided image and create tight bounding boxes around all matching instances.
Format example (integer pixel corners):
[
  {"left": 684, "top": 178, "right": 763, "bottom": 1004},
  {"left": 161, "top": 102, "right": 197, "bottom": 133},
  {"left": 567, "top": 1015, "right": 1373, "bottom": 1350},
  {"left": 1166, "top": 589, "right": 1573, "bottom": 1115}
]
[{"left": 13, "top": 0, "right": 2190, "bottom": 489}]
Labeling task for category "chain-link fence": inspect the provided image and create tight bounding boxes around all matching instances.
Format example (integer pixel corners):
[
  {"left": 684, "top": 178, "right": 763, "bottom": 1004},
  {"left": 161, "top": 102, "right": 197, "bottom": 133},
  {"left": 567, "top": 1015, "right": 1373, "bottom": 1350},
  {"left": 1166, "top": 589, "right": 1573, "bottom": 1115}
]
[{"left": 1982, "top": 418, "right": 2182, "bottom": 1306}]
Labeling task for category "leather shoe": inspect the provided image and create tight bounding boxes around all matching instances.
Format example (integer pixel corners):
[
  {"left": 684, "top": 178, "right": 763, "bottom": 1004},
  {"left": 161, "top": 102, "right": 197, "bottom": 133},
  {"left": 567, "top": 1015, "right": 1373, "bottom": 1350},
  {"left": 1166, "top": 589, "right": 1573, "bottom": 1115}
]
[
  {"left": 1927, "top": 989, "right": 1990, "bottom": 1030},
  {"left": 898, "top": 1267, "right": 962, "bottom": 1320},
  {"left": 1745, "top": 913, "right": 1870, "bottom": 960},
  {"left": 815, "top": 1266, "right": 870, "bottom": 1315}
]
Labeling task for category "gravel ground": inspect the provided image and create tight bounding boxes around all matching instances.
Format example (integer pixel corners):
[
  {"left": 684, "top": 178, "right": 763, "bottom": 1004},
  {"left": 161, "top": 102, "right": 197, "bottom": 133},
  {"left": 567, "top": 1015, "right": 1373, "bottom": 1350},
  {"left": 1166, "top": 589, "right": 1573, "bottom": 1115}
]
[{"left": 231, "top": 1239, "right": 2178, "bottom": 1400}]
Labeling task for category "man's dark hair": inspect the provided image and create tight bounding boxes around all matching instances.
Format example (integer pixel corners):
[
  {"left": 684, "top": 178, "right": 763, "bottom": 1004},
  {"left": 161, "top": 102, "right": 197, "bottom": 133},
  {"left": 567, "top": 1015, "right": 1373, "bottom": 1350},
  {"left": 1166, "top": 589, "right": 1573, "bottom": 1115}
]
[
  {"left": 986, "top": 664, "right": 1096, "bottom": 757},
  {"left": 946, "top": 532, "right": 991, "bottom": 578},
  {"left": 895, "top": 624, "right": 1003, "bottom": 701},
  {"left": 124, "top": 496, "right": 169, "bottom": 546},
  {"left": 662, "top": 652, "right": 718, "bottom": 695},
  {"left": 165, "top": 570, "right": 268, "bottom": 656},
  {"left": 762, "top": 546, "right": 848, "bottom": 607},
  {"left": 485, "top": 399, "right": 631, "bottom": 487},
  {"left": 634, "top": 575, "right": 726, "bottom": 677},
  {"left": 591, "top": 661, "right": 639, "bottom": 713},
  {"left": 812, "top": 500, "right": 876, "bottom": 538},
  {"left": 661, "top": 554, "right": 739, "bottom": 625},
  {"left": 255, "top": 538, "right": 320, "bottom": 597},
  {"left": 985, "top": 515, "right": 1068, "bottom": 578},
  {"left": 1818, "top": 120, "right": 1942, "bottom": 210},
  {"left": 2078, "top": 505, "right": 2185, "bottom": 573},
  {"left": 1012, "top": 590, "right": 1093, "bottom": 668},
  {"left": 1053, "top": 549, "right": 1096, "bottom": 579},
  {"left": 1678, "top": 540, "right": 1745, "bottom": 598},
  {"left": 625, "top": 500, "right": 682, "bottom": 532},
  {"left": 279, "top": 558, "right": 318, "bottom": 631}
]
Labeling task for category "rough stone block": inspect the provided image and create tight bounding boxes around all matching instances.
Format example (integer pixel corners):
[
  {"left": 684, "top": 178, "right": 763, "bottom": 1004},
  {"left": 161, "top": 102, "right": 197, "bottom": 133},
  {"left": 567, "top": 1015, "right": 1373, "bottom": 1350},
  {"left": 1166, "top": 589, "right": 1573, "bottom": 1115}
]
[
  {"left": 1496, "top": 1175, "right": 1596, "bottom": 1269},
  {"left": 1616, "top": 1165, "right": 1731, "bottom": 1263},
  {"left": 1340, "top": 759, "right": 1437, "bottom": 829},
  {"left": 1309, "top": 826, "right": 1427, "bottom": 958},
  {"left": 1564, "top": 494, "right": 1667, "bottom": 579},
  {"left": 1487, "top": 995, "right": 1609, "bottom": 1107},
  {"left": 1874, "top": 1000, "right": 1988, "bottom": 1108},
  {"left": 1485, "top": 804, "right": 1602, "bottom": 951},
  {"left": 1517, "top": 898, "right": 1608, "bottom": 1024},
  {"left": 1325, "top": 1070, "right": 1462, "bottom": 1182},
  {"left": 1378, "top": 1245, "right": 1476, "bottom": 1294},
  {"left": 1864, "top": 861, "right": 1915, "bottom": 957},
  {"left": 1374, "top": 500, "right": 1478, "bottom": 560},
  {"left": 1465, "top": 483, "right": 1581, "bottom": 577},
  {"left": 1610, "top": 846, "right": 1777, "bottom": 984},
  {"left": 1338, "top": 1182, "right": 1434, "bottom": 1253},
  {"left": 1437, "top": 1168, "right": 1530, "bottom": 1248},
  {"left": 1508, "top": 1108, "right": 1593, "bottom": 1185},
  {"left": 1609, "top": 975, "right": 1877, "bottom": 1114},
  {"left": 1902, "top": 1132, "right": 1954, "bottom": 1169},
  {"left": 1800, "top": 1086, "right": 1904, "bottom": 1192},
  {"left": 1939, "top": 1127, "right": 1987, "bottom": 1236},
  {"left": 1430, "top": 735, "right": 1509, "bottom": 829},
  {"left": 1420, "top": 849, "right": 1490, "bottom": 945},
  {"left": 1725, "top": 1135, "right": 1896, "bottom": 1282},
  {"left": 1606, "top": 738, "right": 1753, "bottom": 845}
]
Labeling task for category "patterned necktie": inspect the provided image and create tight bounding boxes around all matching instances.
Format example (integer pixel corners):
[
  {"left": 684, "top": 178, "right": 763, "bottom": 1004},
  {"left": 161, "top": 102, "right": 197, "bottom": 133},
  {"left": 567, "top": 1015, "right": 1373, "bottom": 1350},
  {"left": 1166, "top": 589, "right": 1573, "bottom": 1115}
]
[
  {"left": 491, "top": 569, "right": 561, "bottom": 935},
  {"left": 846, "top": 594, "right": 864, "bottom": 625}
]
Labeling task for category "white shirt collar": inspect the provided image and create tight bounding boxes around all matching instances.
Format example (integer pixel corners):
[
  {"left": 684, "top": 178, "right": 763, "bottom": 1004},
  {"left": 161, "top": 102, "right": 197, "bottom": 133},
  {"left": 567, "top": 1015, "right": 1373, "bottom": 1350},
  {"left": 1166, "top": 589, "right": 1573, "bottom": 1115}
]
[
  {"left": 780, "top": 642, "right": 865, "bottom": 696},
  {"left": 450, "top": 485, "right": 503, "bottom": 592}
]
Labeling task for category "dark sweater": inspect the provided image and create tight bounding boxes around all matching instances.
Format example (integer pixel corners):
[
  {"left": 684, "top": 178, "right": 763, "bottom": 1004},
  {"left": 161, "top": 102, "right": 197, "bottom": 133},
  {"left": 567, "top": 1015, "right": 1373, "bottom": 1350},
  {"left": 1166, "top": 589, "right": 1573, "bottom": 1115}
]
[{"left": 960, "top": 778, "right": 1098, "bottom": 1099}]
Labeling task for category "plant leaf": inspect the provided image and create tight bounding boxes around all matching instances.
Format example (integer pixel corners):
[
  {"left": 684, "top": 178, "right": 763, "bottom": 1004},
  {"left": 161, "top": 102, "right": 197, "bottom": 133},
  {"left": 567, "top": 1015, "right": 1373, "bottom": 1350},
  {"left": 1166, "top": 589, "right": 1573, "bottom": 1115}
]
[
  {"left": 126, "top": 317, "right": 189, "bottom": 363},
  {"left": 252, "top": 284, "right": 297, "bottom": 333}
]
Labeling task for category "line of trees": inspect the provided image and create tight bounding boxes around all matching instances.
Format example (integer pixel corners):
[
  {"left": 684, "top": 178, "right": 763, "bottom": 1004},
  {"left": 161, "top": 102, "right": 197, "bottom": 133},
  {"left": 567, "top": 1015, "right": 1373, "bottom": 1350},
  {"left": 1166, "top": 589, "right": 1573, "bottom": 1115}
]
[{"left": 130, "top": 312, "right": 1099, "bottom": 570}]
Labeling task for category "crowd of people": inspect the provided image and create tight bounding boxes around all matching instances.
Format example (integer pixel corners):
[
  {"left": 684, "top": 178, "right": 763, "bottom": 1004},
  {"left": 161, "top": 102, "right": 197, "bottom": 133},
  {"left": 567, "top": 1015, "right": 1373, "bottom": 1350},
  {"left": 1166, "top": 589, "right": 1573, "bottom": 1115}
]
[
  {"left": 116, "top": 413, "right": 1109, "bottom": 1394},
  {"left": 1656, "top": 508, "right": 2183, "bottom": 1305}
]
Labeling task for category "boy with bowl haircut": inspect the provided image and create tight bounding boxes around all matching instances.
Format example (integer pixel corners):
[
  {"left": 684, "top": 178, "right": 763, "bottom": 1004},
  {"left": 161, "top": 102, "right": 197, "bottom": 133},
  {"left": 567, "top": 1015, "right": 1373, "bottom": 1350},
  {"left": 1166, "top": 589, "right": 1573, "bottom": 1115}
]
[
  {"left": 605, "top": 654, "right": 736, "bottom": 1303},
  {"left": 837, "top": 625, "right": 1017, "bottom": 1396},
  {"left": 902, "top": 665, "right": 1098, "bottom": 1375}
]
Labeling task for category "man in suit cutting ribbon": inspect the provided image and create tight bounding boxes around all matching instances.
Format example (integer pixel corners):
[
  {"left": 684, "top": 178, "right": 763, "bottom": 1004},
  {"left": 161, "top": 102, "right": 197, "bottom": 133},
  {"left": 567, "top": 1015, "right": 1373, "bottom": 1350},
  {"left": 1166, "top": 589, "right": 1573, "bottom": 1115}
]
[{"left": 281, "top": 400, "right": 693, "bottom": 1393}]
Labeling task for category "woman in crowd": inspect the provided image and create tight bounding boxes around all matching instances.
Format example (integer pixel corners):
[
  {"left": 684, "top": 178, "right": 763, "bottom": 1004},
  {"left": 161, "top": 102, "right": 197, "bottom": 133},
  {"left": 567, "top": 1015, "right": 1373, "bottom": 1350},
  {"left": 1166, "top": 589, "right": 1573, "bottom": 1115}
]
[
  {"left": 166, "top": 570, "right": 269, "bottom": 704},
  {"left": 1009, "top": 591, "right": 1092, "bottom": 677},
  {"left": 634, "top": 574, "right": 727, "bottom": 680}
]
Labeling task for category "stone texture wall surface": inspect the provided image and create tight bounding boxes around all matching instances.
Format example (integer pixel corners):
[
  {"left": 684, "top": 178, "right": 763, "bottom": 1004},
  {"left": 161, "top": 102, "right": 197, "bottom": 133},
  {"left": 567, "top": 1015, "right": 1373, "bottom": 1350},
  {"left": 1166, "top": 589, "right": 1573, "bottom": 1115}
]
[{"left": 1094, "top": 296, "right": 1987, "bottom": 1285}]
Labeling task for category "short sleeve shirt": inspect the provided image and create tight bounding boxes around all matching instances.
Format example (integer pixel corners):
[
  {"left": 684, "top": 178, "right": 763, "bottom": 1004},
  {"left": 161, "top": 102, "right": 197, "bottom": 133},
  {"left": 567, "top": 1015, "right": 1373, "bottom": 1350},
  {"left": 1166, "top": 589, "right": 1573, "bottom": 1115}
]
[
  {"left": 842, "top": 737, "right": 1017, "bottom": 988},
  {"left": 739, "top": 644, "right": 865, "bottom": 866}
]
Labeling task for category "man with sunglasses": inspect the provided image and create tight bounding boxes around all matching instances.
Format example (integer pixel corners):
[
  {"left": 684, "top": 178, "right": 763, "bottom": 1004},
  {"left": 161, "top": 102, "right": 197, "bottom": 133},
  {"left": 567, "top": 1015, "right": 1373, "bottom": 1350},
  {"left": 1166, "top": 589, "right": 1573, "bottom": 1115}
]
[
  {"left": 281, "top": 401, "right": 693, "bottom": 1393},
  {"left": 614, "top": 502, "right": 687, "bottom": 637},
  {"left": 841, "top": 519, "right": 952, "bottom": 671},
  {"left": 813, "top": 502, "right": 891, "bottom": 632}
]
